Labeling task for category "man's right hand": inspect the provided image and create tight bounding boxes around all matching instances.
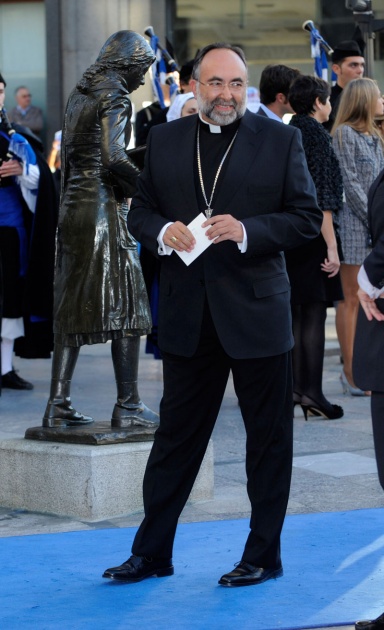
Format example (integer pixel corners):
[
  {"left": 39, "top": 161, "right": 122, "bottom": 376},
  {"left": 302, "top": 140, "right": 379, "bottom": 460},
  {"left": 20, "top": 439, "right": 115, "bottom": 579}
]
[
  {"left": 0, "top": 158, "right": 23, "bottom": 178},
  {"left": 164, "top": 221, "right": 196, "bottom": 252}
]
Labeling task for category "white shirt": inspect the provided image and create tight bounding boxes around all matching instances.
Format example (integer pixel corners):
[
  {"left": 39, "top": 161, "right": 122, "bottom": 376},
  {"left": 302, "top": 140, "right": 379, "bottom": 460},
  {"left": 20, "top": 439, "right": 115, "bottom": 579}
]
[
  {"left": 358, "top": 264, "right": 384, "bottom": 299},
  {"left": 16, "top": 162, "right": 40, "bottom": 213},
  {"left": 257, "top": 104, "right": 283, "bottom": 123}
]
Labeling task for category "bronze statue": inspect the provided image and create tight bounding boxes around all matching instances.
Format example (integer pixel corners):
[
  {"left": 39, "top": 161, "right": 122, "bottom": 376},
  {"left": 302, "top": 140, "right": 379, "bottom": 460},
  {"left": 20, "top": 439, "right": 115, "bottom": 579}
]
[{"left": 43, "top": 30, "right": 158, "bottom": 429}]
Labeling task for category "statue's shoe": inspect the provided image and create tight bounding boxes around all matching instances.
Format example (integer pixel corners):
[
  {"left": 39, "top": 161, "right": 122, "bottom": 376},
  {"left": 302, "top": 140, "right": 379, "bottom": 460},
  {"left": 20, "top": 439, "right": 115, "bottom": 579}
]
[
  {"left": 111, "top": 401, "right": 159, "bottom": 428},
  {"left": 43, "top": 402, "right": 94, "bottom": 427}
]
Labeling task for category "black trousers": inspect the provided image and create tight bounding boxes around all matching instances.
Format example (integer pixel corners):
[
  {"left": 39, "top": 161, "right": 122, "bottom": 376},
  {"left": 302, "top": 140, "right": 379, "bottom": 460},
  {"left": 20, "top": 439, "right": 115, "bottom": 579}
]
[
  {"left": 132, "top": 304, "right": 294, "bottom": 568},
  {"left": 371, "top": 393, "right": 384, "bottom": 491}
]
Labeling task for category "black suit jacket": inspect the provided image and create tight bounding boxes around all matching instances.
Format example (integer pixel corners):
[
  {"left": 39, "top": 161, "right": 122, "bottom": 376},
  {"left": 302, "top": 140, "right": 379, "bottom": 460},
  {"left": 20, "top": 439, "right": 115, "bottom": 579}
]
[
  {"left": 364, "top": 169, "right": 384, "bottom": 288},
  {"left": 128, "top": 110, "right": 322, "bottom": 359},
  {"left": 354, "top": 168, "right": 384, "bottom": 390}
]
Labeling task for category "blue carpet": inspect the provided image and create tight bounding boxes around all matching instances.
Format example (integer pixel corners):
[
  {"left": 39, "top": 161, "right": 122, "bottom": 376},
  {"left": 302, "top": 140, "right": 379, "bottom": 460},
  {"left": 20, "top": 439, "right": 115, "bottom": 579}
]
[{"left": 1, "top": 509, "right": 384, "bottom": 630}]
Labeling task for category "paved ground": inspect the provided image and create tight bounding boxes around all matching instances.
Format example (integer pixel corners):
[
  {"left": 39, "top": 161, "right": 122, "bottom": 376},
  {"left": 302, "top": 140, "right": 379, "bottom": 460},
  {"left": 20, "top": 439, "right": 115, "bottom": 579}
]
[{"left": 0, "top": 308, "right": 382, "bottom": 630}]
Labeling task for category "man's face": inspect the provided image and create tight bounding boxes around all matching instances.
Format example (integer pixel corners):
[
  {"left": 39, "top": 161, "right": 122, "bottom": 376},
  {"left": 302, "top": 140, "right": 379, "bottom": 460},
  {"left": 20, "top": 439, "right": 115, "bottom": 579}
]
[
  {"left": 191, "top": 48, "right": 247, "bottom": 126},
  {"left": 332, "top": 56, "right": 365, "bottom": 88},
  {"left": 0, "top": 83, "right": 5, "bottom": 109},
  {"left": 16, "top": 88, "right": 32, "bottom": 107}
]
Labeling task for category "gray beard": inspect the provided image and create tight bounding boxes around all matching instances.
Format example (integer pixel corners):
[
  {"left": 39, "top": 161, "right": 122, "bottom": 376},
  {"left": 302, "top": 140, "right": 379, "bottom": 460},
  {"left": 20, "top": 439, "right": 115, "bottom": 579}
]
[{"left": 197, "top": 93, "right": 246, "bottom": 125}]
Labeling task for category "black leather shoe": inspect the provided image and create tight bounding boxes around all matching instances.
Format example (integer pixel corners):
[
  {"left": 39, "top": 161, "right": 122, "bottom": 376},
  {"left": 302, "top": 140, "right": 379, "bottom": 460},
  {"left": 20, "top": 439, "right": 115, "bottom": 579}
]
[
  {"left": 218, "top": 561, "right": 283, "bottom": 587},
  {"left": 2, "top": 370, "right": 33, "bottom": 390},
  {"left": 102, "top": 555, "right": 174, "bottom": 582},
  {"left": 356, "top": 612, "right": 384, "bottom": 629}
]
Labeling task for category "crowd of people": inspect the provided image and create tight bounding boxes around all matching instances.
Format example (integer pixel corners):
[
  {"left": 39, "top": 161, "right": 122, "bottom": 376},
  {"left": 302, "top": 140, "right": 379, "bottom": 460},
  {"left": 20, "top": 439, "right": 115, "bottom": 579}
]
[{"left": 1, "top": 27, "right": 384, "bottom": 628}]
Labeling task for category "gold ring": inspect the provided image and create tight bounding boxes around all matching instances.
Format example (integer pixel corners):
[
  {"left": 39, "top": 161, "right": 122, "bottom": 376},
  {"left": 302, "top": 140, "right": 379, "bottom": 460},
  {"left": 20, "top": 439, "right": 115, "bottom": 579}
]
[{"left": 171, "top": 236, "right": 177, "bottom": 243}]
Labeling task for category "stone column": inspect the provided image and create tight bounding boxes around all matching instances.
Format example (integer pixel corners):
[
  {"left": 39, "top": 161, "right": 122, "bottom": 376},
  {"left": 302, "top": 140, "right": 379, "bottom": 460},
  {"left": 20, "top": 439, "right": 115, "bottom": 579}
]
[{"left": 45, "top": 0, "right": 166, "bottom": 144}]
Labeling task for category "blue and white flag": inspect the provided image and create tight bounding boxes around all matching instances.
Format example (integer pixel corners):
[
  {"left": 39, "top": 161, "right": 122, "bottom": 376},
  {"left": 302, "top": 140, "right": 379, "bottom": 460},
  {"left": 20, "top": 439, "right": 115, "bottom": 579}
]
[
  {"left": 148, "top": 34, "right": 178, "bottom": 109},
  {"left": 310, "top": 29, "right": 329, "bottom": 81}
]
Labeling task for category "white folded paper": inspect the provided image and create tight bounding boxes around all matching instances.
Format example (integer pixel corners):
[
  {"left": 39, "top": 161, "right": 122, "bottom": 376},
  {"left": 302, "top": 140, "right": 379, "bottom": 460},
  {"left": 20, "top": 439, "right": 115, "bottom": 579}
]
[{"left": 175, "top": 212, "right": 213, "bottom": 266}]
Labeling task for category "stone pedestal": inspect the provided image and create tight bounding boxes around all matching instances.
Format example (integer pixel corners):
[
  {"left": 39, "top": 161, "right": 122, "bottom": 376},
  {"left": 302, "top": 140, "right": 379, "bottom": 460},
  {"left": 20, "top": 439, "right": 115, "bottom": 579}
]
[{"left": 0, "top": 438, "right": 214, "bottom": 522}]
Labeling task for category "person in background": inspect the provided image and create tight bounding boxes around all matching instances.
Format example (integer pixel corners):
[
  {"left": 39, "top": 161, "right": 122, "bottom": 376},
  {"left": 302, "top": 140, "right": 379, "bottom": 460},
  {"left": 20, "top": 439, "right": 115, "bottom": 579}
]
[
  {"left": 323, "top": 40, "right": 365, "bottom": 133},
  {"left": 286, "top": 74, "right": 344, "bottom": 420},
  {"left": 103, "top": 42, "right": 322, "bottom": 586},
  {"left": 332, "top": 78, "right": 384, "bottom": 395},
  {"left": 47, "top": 130, "right": 61, "bottom": 172},
  {"left": 256, "top": 64, "right": 300, "bottom": 122},
  {"left": 135, "top": 60, "right": 195, "bottom": 146},
  {"left": 374, "top": 113, "right": 384, "bottom": 140},
  {"left": 178, "top": 59, "right": 195, "bottom": 93},
  {"left": 166, "top": 92, "right": 198, "bottom": 122},
  {"left": 47, "top": 130, "right": 62, "bottom": 203},
  {"left": 246, "top": 86, "right": 261, "bottom": 113},
  {"left": 8, "top": 86, "right": 44, "bottom": 138},
  {"left": 0, "top": 73, "right": 57, "bottom": 390}
]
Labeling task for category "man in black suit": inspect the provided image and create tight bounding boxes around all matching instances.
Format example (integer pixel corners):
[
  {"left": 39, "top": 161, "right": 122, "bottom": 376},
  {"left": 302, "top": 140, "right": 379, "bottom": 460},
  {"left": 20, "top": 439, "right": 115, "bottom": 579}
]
[
  {"left": 354, "top": 169, "right": 384, "bottom": 490},
  {"left": 353, "top": 231, "right": 384, "bottom": 617},
  {"left": 323, "top": 40, "right": 364, "bottom": 132},
  {"left": 103, "top": 43, "right": 322, "bottom": 587},
  {"left": 352, "top": 172, "right": 384, "bottom": 630}
]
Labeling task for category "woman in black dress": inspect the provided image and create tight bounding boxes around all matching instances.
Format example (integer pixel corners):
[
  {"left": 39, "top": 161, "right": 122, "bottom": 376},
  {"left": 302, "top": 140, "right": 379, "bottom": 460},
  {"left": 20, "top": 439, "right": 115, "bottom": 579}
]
[{"left": 287, "top": 75, "right": 344, "bottom": 420}]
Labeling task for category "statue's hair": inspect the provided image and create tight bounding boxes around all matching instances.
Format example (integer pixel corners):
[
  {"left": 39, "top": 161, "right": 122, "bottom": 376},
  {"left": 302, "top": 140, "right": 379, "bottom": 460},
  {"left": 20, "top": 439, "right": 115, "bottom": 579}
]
[{"left": 77, "top": 30, "right": 154, "bottom": 92}]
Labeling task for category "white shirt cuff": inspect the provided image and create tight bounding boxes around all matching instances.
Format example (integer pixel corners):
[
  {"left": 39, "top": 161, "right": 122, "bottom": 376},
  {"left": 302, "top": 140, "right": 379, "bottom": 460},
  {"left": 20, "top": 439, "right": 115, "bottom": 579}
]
[
  {"left": 358, "top": 265, "right": 384, "bottom": 299},
  {"left": 158, "top": 222, "right": 174, "bottom": 256},
  {"left": 237, "top": 222, "right": 247, "bottom": 253}
]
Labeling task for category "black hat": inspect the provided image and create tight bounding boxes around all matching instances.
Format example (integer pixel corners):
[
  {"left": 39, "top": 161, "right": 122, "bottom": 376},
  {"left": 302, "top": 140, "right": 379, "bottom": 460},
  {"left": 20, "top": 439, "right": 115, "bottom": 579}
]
[
  {"left": 332, "top": 40, "right": 363, "bottom": 63},
  {"left": 0, "top": 72, "right": 6, "bottom": 87}
]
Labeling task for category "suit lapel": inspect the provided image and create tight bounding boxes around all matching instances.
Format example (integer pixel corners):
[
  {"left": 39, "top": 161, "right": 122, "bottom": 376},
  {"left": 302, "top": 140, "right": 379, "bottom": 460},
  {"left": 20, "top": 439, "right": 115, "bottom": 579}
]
[{"left": 172, "top": 116, "right": 200, "bottom": 221}]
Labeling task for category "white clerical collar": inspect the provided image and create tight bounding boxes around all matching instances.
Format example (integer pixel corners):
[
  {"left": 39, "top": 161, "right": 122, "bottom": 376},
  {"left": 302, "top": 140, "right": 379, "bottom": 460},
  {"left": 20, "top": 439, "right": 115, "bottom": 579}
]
[{"left": 199, "top": 113, "right": 221, "bottom": 133}]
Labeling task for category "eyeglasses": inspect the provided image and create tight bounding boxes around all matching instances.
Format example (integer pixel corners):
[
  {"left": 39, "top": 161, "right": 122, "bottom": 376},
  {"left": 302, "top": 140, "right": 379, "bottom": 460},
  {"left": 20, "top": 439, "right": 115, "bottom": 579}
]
[
  {"left": 196, "top": 79, "right": 247, "bottom": 93},
  {"left": 20, "top": 93, "right": 31, "bottom": 98}
]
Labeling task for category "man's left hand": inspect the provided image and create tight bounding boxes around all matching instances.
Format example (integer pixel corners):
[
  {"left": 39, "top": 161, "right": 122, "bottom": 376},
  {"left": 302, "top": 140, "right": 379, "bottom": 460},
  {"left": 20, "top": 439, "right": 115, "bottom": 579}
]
[
  {"left": 358, "top": 287, "right": 384, "bottom": 322},
  {"left": 203, "top": 214, "right": 243, "bottom": 244}
]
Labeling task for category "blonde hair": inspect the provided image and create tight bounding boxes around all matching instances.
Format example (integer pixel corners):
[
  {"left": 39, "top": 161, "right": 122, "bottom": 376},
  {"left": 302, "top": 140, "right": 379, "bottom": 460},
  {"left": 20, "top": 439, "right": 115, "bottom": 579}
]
[{"left": 331, "top": 78, "right": 383, "bottom": 140}]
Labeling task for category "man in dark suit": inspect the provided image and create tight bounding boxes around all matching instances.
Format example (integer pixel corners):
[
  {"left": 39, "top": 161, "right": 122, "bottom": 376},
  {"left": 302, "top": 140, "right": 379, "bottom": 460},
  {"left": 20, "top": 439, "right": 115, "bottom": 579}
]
[
  {"left": 103, "top": 43, "right": 322, "bottom": 587},
  {"left": 256, "top": 64, "right": 300, "bottom": 121},
  {"left": 352, "top": 172, "right": 384, "bottom": 630},
  {"left": 323, "top": 40, "right": 364, "bottom": 132},
  {"left": 354, "top": 169, "right": 384, "bottom": 496}
]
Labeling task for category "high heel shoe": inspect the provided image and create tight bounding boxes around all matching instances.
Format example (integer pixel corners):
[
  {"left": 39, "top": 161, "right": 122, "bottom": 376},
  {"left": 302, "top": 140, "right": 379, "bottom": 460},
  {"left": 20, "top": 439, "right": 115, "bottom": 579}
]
[
  {"left": 339, "top": 370, "right": 366, "bottom": 397},
  {"left": 294, "top": 392, "right": 321, "bottom": 417},
  {"left": 300, "top": 396, "right": 344, "bottom": 421}
]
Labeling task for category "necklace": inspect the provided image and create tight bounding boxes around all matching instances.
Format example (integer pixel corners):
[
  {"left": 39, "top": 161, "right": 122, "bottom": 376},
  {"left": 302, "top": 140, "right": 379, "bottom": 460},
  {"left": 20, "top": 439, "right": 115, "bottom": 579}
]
[{"left": 196, "top": 124, "right": 238, "bottom": 218}]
